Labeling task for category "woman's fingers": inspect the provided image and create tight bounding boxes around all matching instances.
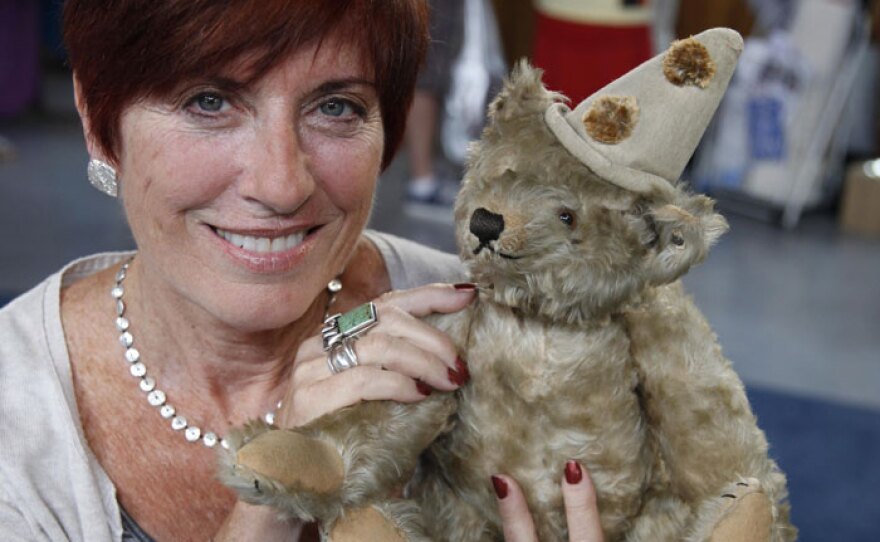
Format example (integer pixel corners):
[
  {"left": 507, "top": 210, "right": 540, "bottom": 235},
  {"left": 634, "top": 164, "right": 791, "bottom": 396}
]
[
  {"left": 280, "top": 366, "right": 435, "bottom": 427},
  {"left": 562, "top": 461, "right": 604, "bottom": 542},
  {"left": 298, "top": 283, "right": 475, "bottom": 369},
  {"left": 279, "top": 283, "right": 476, "bottom": 427},
  {"left": 378, "top": 282, "right": 477, "bottom": 318},
  {"left": 296, "top": 333, "right": 462, "bottom": 391},
  {"left": 493, "top": 475, "right": 539, "bottom": 542},
  {"left": 495, "top": 462, "right": 604, "bottom": 542}
]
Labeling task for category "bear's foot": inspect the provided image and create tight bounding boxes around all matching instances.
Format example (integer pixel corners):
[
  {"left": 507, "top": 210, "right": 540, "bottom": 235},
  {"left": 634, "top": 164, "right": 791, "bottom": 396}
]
[
  {"left": 709, "top": 479, "right": 772, "bottom": 542},
  {"left": 688, "top": 478, "right": 773, "bottom": 542},
  {"left": 324, "top": 501, "right": 433, "bottom": 542},
  {"left": 219, "top": 422, "right": 346, "bottom": 521}
]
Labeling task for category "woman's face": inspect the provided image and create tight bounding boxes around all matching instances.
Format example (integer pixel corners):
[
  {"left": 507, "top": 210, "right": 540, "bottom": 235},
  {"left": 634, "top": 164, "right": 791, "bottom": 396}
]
[{"left": 113, "top": 36, "right": 383, "bottom": 331}]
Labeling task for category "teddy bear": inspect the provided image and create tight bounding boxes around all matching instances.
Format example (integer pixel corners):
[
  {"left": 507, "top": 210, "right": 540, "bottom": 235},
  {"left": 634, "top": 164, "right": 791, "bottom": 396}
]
[{"left": 221, "top": 28, "right": 796, "bottom": 542}]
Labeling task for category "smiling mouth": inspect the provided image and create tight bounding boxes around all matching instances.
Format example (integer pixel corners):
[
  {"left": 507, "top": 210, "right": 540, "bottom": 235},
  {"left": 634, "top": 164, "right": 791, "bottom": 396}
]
[{"left": 211, "top": 226, "right": 320, "bottom": 254}]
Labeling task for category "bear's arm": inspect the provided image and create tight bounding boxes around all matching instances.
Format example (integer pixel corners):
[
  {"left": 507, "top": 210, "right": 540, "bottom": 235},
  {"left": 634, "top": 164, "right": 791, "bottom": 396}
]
[
  {"left": 623, "top": 282, "right": 777, "bottom": 503},
  {"left": 424, "top": 303, "right": 476, "bottom": 361}
]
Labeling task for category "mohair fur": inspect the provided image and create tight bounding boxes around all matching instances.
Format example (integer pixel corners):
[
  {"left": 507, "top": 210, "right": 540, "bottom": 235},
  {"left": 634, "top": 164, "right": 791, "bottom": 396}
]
[
  {"left": 223, "top": 61, "right": 796, "bottom": 541},
  {"left": 663, "top": 37, "right": 717, "bottom": 88},
  {"left": 582, "top": 96, "right": 640, "bottom": 144}
]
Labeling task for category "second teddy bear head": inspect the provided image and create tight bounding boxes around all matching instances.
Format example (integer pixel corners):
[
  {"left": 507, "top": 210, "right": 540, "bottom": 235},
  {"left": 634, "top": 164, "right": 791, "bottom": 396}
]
[{"left": 454, "top": 42, "right": 738, "bottom": 324}]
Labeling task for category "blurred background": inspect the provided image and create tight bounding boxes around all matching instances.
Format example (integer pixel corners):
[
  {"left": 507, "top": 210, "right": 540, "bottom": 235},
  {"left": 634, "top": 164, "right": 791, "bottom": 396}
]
[{"left": 1, "top": 0, "right": 878, "bottom": 540}]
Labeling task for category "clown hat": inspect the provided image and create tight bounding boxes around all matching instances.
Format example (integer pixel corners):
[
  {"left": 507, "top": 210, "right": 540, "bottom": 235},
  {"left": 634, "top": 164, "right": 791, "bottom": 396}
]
[{"left": 544, "top": 27, "right": 743, "bottom": 195}]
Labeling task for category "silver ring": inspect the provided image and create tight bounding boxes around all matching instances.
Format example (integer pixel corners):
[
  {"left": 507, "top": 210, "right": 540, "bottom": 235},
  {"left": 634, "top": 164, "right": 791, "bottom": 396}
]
[
  {"left": 322, "top": 301, "right": 379, "bottom": 351},
  {"left": 326, "top": 337, "right": 360, "bottom": 375}
]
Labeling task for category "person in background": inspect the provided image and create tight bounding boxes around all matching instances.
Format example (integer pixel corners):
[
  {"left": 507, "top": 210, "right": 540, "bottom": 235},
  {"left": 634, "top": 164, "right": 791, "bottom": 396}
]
[
  {"left": 404, "top": 0, "right": 505, "bottom": 216},
  {"left": 404, "top": 0, "right": 464, "bottom": 209}
]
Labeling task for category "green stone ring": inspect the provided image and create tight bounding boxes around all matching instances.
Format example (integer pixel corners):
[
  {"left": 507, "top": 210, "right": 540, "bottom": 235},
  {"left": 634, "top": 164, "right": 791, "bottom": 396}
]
[{"left": 322, "top": 302, "right": 379, "bottom": 350}]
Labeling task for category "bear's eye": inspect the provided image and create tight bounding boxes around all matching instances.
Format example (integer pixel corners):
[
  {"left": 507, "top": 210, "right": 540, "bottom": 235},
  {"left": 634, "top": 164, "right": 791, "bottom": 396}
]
[{"left": 558, "top": 211, "right": 576, "bottom": 228}]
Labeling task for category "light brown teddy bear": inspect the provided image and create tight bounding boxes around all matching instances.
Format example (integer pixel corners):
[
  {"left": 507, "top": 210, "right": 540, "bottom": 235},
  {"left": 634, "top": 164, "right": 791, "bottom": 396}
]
[{"left": 222, "top": 28, "right": 796, "bottom": 542}]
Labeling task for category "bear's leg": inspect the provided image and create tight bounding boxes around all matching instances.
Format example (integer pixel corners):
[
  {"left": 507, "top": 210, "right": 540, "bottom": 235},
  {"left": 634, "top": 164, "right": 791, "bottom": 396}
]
[
  {"left": 324, "top": 501, "right": 434, "bottom": 542},
  {"left": 410, "top": 467, "right": 499, "bottom": 542},
  {"left": 221, "top": 395, "right": 458, "bottom": 523},
  {"left": 624, "top": 492, "right": 691, "bottom": 542}
]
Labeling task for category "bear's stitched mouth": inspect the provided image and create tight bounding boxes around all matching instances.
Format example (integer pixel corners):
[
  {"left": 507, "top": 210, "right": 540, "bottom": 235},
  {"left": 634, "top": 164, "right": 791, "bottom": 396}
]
[{"left": 473, "top": 242, "right": 522, "bottom": 260}]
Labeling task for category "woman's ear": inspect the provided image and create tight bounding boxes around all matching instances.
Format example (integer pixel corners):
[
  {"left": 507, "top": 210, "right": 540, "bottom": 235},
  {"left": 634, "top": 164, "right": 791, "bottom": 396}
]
[{"left": 640, "top": 194, "right": 728, "bottom": 286}]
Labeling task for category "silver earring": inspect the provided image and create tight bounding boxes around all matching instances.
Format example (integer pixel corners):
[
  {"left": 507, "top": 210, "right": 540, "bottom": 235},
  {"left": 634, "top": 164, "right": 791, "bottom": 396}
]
[{"left": 87, "top": 158, "right": 118, "bottom": 198}]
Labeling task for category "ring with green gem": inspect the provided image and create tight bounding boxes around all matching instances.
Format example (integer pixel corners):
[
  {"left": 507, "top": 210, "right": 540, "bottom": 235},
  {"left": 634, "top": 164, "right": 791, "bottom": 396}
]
[{"left": 322, "top": 301, "right": 379, "bottom": 351}]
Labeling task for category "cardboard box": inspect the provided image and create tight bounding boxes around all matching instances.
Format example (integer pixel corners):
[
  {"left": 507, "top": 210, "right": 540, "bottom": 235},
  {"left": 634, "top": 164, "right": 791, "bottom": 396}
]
[{"left": 840, "top": 161, "right": 880, "bottom": 237}]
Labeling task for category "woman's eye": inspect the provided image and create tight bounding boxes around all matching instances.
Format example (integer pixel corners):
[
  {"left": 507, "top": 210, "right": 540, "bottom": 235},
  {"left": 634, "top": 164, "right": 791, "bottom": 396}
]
[
  {"left": 193, "top": 93, "right": 225, "bottom": 113},
  {"left": 319, "top": 99, "right": 354, "bottom": 118}
]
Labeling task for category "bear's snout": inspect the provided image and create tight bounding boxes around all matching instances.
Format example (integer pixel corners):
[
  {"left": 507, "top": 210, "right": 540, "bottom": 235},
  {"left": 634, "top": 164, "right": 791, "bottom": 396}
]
[{"left": 470, "top": 208, "right": 505, "bottom": 250}]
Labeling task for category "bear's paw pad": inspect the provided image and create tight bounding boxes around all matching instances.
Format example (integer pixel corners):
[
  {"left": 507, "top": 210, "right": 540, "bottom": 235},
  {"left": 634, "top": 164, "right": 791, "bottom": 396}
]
[
  {"left": 709, "top": 479, "right": 772, "bottom": 542},
  {"left": 235, "top": 429, "right": 344, "bottom": 494}
]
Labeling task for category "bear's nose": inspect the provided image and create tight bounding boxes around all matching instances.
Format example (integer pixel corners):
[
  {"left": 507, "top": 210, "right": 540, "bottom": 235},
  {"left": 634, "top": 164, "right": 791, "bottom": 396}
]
[{"left": 470, "top": 208, "right": 505, "bottom": 245}]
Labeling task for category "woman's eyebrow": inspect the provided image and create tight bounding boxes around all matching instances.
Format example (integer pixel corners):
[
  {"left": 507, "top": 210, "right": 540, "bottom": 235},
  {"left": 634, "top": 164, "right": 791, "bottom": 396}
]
[
  {"left": 314, "top": 78, "right": 376, "bottom": 94},
  {"left": 203, "top": 76, "right": 249, "bottom": 92}
]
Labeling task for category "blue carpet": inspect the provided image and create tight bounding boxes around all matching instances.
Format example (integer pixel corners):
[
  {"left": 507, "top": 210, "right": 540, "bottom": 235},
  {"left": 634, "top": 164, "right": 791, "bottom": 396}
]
[
  {"left": 748, "top": 385, "right": 880, "bottom": 541},
  {"left": 0, "top": 290, "right": 875, "bottom": 539}
]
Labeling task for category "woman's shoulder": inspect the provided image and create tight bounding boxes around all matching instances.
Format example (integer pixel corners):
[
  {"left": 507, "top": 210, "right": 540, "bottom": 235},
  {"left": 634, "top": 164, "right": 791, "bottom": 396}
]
[
  {"left": 0, "top": 252, "right": 125, "bottom": 542},
  {"left": 363, "top": 230, "right": 466, "bottom": 290},
  {"left": 0, "top": 251, "right": 134, "bottom": 419}
]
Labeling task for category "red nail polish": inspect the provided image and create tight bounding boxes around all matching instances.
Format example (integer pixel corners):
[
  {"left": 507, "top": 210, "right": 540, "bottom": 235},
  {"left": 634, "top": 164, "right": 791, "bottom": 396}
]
[
  {"left": 448, "top": 368, "right": 465, "bottom": 386},
  {"left": 454, "top": 283, "right": 477, "bottom": 291},
  {"left": 565, "top": 460, "right": 583, "bottom": 485},
  {"left": 455, "top": 357, "right": 470, "bottom": 382},
  {"left": 491, "top": 475, "right": 508, "bottom": 499},
  {"left": 416, "top": 380, "right": 433, "bottom": 396}
]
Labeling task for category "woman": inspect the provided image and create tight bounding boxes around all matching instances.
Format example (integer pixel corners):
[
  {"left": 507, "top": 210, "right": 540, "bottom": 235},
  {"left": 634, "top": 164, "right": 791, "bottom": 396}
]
[{"left": 0, "top": 1, "right": 603, "bottom": 541}]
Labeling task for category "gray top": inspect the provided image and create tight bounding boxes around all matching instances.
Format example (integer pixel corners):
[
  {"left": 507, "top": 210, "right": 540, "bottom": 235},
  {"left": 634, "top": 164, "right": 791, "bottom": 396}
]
[{"left": 0, "top": 231, "right": 464, "bottom": 542}]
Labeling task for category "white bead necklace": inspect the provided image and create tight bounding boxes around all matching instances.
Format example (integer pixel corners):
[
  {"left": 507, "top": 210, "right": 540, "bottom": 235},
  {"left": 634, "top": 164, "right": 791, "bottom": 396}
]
[{"left": 111, "top": 259, "right": 342, "bottom": 448}]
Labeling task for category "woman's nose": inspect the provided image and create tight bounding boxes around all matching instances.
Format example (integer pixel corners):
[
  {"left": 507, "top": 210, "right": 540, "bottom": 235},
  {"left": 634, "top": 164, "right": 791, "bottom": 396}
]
[{"left": 238, "top": 120, "right": 315, "bottom": 214}]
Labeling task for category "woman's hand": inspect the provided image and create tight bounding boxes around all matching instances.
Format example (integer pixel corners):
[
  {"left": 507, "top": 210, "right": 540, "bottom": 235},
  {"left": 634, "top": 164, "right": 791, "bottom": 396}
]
[
  {"left": 495, "top": 461, "right": 605, "bottom": 542},
  {"left": 277, "top": 283, "right": 476, "bottom": 428}
]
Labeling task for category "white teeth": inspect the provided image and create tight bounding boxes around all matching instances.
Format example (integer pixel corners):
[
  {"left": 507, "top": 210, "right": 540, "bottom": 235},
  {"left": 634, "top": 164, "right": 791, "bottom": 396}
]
[
  {"left": 270, "top": 237, "right": 286, "bottom": 252},
  {"left": 216, "top": 228, "right": 306, "bottom": 253},
  {"left": 284, "top": 233, "right": 305, "bottom": 250}
]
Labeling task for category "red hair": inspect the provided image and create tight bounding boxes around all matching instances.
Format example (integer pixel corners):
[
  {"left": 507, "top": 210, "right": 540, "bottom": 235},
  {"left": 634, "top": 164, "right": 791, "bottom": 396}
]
[{"left": 63, "top": 1, "right": 428, "bottom": 169}]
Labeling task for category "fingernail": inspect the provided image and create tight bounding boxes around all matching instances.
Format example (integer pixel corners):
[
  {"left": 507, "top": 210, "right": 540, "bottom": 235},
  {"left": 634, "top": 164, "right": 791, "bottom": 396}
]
[
  {"left": 455, "top": 356, "right": 470, "bottom": 382},
  {"left": 448, "top": 367, "right": 465, "bottom": 386},
  {"left": 454, "top": 283, "right": 477, "bottom": 291},
  {"left": 416, "top": 380, "right": 433, "bottom": 396},
  {"left": 564, "top": 460, "right": 583, "bottom": 485},
  {"left": 491, "top": 475, "right": 508, "bottom": 499}
]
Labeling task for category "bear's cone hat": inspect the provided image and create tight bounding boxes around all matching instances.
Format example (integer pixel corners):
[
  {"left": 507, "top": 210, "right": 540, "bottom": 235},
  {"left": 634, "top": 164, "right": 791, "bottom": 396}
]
[{"left": 544, "top": 27, "right": 743, "bottom": 195}]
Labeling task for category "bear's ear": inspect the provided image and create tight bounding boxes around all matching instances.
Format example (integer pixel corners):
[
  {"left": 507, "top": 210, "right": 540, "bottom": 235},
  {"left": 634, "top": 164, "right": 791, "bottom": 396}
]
[
  {"left": 639, "top": 194, "right": 728, "bottom": 286},
  {"left": 486, "top": 59, "right": 563, "bottom": 129}
]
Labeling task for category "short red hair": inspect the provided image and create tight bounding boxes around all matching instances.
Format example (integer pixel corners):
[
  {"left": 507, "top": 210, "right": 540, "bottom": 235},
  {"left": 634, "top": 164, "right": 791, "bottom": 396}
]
[{"left": 64, "top": 0, "right": 428, "bottom": 169}]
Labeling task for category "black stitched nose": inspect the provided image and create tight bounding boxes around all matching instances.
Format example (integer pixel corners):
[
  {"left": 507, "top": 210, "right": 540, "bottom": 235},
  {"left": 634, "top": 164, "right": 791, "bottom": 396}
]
[{"left": 470, "top": 207, "right": 505, "bottom": 245}]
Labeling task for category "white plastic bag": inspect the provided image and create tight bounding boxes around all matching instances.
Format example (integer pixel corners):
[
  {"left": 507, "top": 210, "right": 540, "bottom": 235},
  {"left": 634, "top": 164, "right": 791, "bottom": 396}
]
[
  {"left": 441, "top": 0, "right": 506, "bottom": 165},
  {"left": 693, "top": 32, "right": 810, "bottom": 191}
]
